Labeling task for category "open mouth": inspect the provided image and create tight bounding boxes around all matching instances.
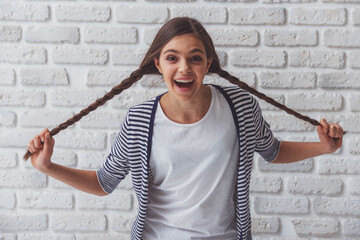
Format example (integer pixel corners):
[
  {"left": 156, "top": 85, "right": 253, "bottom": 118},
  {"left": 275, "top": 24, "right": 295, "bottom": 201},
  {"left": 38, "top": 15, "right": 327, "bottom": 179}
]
[{"left": 174, "top": 79, "right": 194, "bottom": 89}]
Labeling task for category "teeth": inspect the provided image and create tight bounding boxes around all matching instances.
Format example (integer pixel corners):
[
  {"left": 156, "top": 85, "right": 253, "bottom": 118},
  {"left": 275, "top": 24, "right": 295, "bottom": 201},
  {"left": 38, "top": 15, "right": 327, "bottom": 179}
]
[{"left": 175, "top": 79, "right": 193, "bottom": 83}]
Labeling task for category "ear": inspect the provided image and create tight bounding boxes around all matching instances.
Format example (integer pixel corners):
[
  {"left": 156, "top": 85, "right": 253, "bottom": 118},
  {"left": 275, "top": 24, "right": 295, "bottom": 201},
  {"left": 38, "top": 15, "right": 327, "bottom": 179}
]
[
  {"left": 205, "top": 57, "right": 213, "bottom": 73},
  {"left": 153, "top": 57, "right": 162, "bottom": 74}
]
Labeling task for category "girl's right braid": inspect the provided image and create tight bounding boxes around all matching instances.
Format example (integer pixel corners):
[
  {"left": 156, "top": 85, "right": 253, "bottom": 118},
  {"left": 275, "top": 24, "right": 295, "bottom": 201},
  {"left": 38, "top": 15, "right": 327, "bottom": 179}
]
[
  {"left": 217, "top": 69, "right": 322, "bottom": 127},
  {"left": 23, "top": 68, "right": 145, "bottom": 160}
]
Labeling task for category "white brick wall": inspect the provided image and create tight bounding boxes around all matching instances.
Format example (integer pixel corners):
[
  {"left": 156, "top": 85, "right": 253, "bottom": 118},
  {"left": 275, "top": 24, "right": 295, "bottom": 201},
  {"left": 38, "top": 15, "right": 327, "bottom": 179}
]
[{"left": 0, "top": 0, "right": 358, "bottom": 239}]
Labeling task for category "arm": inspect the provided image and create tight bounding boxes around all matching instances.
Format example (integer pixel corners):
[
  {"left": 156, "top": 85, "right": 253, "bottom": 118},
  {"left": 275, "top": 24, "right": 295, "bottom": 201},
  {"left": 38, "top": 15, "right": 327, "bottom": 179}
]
[
  {"left": 272, "top": 119, "right": 343, "bottom": 164},
  {"left": 27, "top": 129, "right": 108, "bottom": 196}
]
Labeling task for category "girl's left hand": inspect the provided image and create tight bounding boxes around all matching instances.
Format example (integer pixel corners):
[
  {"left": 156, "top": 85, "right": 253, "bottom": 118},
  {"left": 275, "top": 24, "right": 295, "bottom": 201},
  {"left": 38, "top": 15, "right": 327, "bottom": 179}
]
[{"left": 316, "top": 118, "right": 343, "bottom": 154}]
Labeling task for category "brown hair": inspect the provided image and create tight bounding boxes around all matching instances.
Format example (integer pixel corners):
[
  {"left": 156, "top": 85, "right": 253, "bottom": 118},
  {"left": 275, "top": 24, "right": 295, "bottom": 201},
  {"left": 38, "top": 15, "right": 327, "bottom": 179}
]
[{"left": 24, "top": 17, "right": 323, "bottom": 160}]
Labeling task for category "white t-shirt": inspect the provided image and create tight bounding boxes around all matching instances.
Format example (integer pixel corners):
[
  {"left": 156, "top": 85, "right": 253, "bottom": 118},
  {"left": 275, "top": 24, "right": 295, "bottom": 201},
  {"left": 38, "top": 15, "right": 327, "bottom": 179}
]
[{"left": 143, "top": 86, "right": 240, "bottom": 240}]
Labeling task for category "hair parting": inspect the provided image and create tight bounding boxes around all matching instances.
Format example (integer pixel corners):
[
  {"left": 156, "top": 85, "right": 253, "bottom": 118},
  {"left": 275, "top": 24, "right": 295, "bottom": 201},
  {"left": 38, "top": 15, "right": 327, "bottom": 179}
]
[{"left": 23, "top": 17, "right": 340, "bottom": 160}]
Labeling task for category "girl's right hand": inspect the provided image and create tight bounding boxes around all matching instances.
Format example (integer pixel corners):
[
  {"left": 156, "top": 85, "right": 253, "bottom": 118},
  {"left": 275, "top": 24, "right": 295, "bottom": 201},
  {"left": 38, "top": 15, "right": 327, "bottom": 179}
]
[{"left": 27, "top": 128, "right": 55, "bottom": 174}]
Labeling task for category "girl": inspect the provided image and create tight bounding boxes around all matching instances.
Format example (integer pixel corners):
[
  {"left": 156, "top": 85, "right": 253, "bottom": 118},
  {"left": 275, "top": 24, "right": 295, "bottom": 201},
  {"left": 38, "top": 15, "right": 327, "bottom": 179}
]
[{"left": 27, "top": 17, "right": 343, "bottom": 240}]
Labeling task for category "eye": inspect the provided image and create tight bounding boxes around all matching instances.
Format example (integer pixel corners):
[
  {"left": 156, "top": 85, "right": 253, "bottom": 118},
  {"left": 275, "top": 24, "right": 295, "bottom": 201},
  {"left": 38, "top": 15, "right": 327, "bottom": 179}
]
[
  {"left": 166, "top": 55, "right": 177, "bottom": 62},
  {"left": 192, "top": 55, "right": 203, "bottom": 62}
]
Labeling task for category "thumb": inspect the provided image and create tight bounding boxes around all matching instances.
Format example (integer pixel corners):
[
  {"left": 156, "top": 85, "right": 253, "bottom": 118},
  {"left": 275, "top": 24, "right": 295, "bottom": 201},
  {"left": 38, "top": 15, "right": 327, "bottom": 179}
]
[{"left": 43, "top": 133, "right": 52, "bottom": 153}]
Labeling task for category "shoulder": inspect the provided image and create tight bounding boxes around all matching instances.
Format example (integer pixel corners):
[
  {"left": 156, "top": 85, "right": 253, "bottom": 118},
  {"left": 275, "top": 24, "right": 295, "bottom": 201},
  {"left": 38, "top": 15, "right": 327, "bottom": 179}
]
[{"left": 210, "top": 84, "right": 256, "bottom": 107}]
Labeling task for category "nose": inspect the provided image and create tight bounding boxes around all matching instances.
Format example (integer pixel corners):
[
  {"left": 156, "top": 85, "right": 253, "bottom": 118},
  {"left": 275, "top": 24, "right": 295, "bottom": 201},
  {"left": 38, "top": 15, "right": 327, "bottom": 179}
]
[{"left": 179, "top": 59, "right": 191, "bottom": 73}]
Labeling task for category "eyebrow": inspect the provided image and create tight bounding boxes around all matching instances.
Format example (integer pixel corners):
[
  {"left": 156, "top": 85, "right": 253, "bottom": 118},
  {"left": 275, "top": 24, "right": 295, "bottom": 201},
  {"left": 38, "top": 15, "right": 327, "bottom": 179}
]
[{"left": 163, "top": 48, "right": 205, "bottom": 55}]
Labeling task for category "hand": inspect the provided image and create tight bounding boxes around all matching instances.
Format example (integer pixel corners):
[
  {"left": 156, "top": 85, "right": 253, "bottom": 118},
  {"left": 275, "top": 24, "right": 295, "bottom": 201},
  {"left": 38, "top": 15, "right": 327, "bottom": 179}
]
[
  {"left": 27, "top": 128, "right": 55, "bottom": 173},
  {"left": 316, "top": 118, "right": 343, "bottom": 154}
]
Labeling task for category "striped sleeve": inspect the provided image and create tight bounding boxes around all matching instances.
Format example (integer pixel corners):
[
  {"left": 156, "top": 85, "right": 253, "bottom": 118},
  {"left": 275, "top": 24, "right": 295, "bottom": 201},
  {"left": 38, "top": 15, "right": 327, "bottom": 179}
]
[
  {"left": 252, "top": 97, "right": 281, "bottom": 162},
  {"left": 96, "top": 113, "right": 131, "bottom": 194}
]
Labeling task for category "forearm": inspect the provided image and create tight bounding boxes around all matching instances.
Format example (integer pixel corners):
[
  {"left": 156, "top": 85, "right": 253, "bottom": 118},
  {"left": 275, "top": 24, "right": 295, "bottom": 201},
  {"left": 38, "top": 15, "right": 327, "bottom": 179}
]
[
  {"left": 44, "top": 163, "right": 108, "bottom": 196},
  {"left": 272, "top": 141, "right": 328, "bottom": 164}
]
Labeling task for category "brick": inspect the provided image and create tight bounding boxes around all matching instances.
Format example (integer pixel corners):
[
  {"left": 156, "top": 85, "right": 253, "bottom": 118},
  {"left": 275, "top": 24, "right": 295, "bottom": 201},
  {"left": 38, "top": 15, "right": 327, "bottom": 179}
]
[
  {"left": 118, "top": 176, "right": 133, "bottom": 190},
  {"left": 112, "top": 90, "right": 163, "bottom": 109},
  {"left": 290, "top": 7, "right": 346, "bottom": 25},
  {"left": 288, "top": 176, "right": 342, "bottom": 195},
  {"left": 353, "top": 8, "right": 360, "bottom": 26},
  {"left": 143, "top": 27, "right": 160, "bottom": 45},
  {"left": 0, "top": 25, "right": 21, "bottom": 42},
  {"left": 350, "top": 94, "right": 360, "bottom": 112},
  {"left": 18, "top": 233, "right": 75, "bottom": 240},
  {"left": 0, "top": 3, "right": 49, "bottom": 21},
  {"left": 50, "top": 179, "right": 72, "bottom": 189},
  {"left": 76, "top": 234, "right": 129, "bottom": 240},
  {"left": 313, "top": 197, "right": 360, "bottom": 216},
  {"left": 349, "top": 177, "right": 360, "bottom": 196},
  {"left": 110, "top": 215, "right": 136, "bottom": 232},
  {"left": 263, "top": 114, "right": 314, "bottom": 132},
  {"left": 250, "top": 176, "right": 281, "bottom": 193},
  {"left": 0, "top": 170, "right": 47, "bottom": 188},
  {"left": 254, "top": 197, "right": 309, "bottom": 214},
  {"left": 264, "top": 29, "right": 317, "bottom": 47},
  {"left": 253, "top": 238, "right": 307, "bottom": 240},
  {"left": 80, "top": 111, "right": 125, "bottom": 129},
  {"left": 324, "top": 29, "right": 360, "bottom": 48},
  {"left": 319, "top": 157, "right": 360, "bottom": 174},
  {"left": 260, "top": 71, "right": 316, "bottom": 89},
  {"left": 0, "top": 46, "right": 46, "bottom": 64},
  {"left": 258, "top": 157, "right": 314, "bottom": 172},
  {"left": 51, "top": 214, "right": 106, "bottom": 231},
  {"left": 55, "top": 131, "right": 106, "bottom": 150},
  {"left": 85, "top": 26, "right": 137, "bottom": 44},
  {"left": 78, "top": 192, "right": 132, "bottom": 210},
  {"left": 349, "top": 50, "right": 360, "bottom": 69},
  {"left": 0, "top": 110, "right": 16, "bottom": 127},
  {"left": 25, "top": 26, "right": 79, "bottom": 43},
  {"left": 78, "top": 152, "right": 108, "bottom": 169},
  {"left": 0, "top": 190, "right": 15, "bottom": 209},
  {"left": 319, "top": 72, "right": 360, "bottom": 89},
  {"left": 292, "top": 218, "right": 339, "bottom": 237},
  {"left": 0, "top": 130, "right": 41, "bottom": 147},
  {"left": 0, "top": 233, "right": 16, "bottom": 240},
  {"left": 256, "top": 94, "right": 285, "bottom": 111},
  {"left": 0, "top": 214, "right": 47, "bottom": 231},
  {"left": 204, "top": 72, "right": 256, "bottom": 88},
  {"left": 0, "top": 89, "right": 45, "bottom": 107},
  {"left": 55, "top": 5, "right": 110, "bottom": 22},
  {"left": 20, "top": 68, "right": 68, "bottom": 85},
  {"left": 115, "top": 6, "right": 168, "bottom": 23},
  {"left": 230, "top": 50, "right": 286, "bottom": 68},
  {"left": 19, "top": 191, "right": 73, "bottom": 209},
  {"left": 173, "top": 7, "right": 227, "bottom": 23},
  {"left": 50, "top": 89, "right": 106, "bottom": 107},
  {"left": 87, "top": 69, "right": 132, "bottom": 86},
  {"left": 0, "top": 151, "right": 17, "bottom": 168},
  {"left": 208, "top": 28, "right": 258, "bottom": 47},
  {"left": 344, "top": 219, "right": 360, "bottom": 236},
  {"left": 290, "top": 50, "right": 345, "bottom": 69},
  {"left": 264, "top": 0, "right": 315, "bottom": 2},
  {"left": 287, "top": 93, "right": 343, "bottom": 111},
  {"left": 52, "top": 151, "right": 77, "bottom": 167},
  {"left": 230, "top": 8, "right": 285, "bottom": 25},
  {"left": 349, "top": 137, "right": 360, "bottom": 154},
  {"left": 20, "top": 110, "right": 73, "bottom": 128},
  {"left": 53, "top": 46, "right": 108, "bottom": 65},
  {"left": 0, "top": 69, "right": 15, "bottom": 85},
  {"left": 251, "top": 217, "right": 280, "bottom": 233},
  {"left": 112, "top": 47, "right": 147, "bottom": 66}
]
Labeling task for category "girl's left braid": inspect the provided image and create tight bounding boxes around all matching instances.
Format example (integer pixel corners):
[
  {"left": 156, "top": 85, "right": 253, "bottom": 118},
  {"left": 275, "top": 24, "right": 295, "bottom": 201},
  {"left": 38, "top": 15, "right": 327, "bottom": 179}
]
[{"left": 23, "top": 68, "right": 146, "bottom": 160}]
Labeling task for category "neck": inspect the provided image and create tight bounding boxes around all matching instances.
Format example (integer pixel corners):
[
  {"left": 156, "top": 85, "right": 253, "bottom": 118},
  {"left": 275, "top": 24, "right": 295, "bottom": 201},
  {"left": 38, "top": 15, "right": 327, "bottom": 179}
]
[{"left": 160, "top": 85, "right": 211, "bottom": 124}]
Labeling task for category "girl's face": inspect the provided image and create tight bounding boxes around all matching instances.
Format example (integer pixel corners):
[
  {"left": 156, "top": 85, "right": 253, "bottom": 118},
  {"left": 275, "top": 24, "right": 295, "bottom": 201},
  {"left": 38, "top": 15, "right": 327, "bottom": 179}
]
[{"left": 154, "top": 34, "right": 213, "bottom": 103}]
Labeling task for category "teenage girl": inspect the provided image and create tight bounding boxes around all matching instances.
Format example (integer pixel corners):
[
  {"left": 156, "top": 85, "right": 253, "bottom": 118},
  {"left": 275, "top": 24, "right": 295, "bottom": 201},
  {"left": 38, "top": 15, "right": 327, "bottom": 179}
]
[{"left": 27, "top": 17, "right": 343, "bottom": 240}]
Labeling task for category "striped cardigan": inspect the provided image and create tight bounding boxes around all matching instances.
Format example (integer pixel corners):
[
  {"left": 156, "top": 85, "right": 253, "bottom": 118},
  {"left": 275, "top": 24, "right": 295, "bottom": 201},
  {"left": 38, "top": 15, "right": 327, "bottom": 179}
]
[{"left": 97, "top": 85, "right": 281, "bottom": 240}]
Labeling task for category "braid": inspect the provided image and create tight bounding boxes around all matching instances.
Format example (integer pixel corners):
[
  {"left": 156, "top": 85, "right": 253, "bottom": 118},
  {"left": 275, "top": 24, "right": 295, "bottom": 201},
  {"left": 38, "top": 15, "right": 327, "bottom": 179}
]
[
  {"left": 23, "top": 68, "right": 146, "bottom": 160},
  {"left": 217, "top": 69, "right": 322, "bottom": 127}
]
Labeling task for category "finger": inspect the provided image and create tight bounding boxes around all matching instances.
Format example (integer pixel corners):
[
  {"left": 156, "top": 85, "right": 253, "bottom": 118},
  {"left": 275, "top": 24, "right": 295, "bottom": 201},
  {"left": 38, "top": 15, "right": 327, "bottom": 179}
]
[
  {"left": 328, "top": 124, "right": 337, "bottom": 138},
  {"left": 320, "top": 118, "right": 330, "bottom": 133},
  {"left": 27, "top": 139, "right": 37, "bottom": 153},
  {"left": 34, "top": 135, "right": 43, "bottom": 148},
  {"left": 40, "top": 128, "right": 50, "bottom": 142}
]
